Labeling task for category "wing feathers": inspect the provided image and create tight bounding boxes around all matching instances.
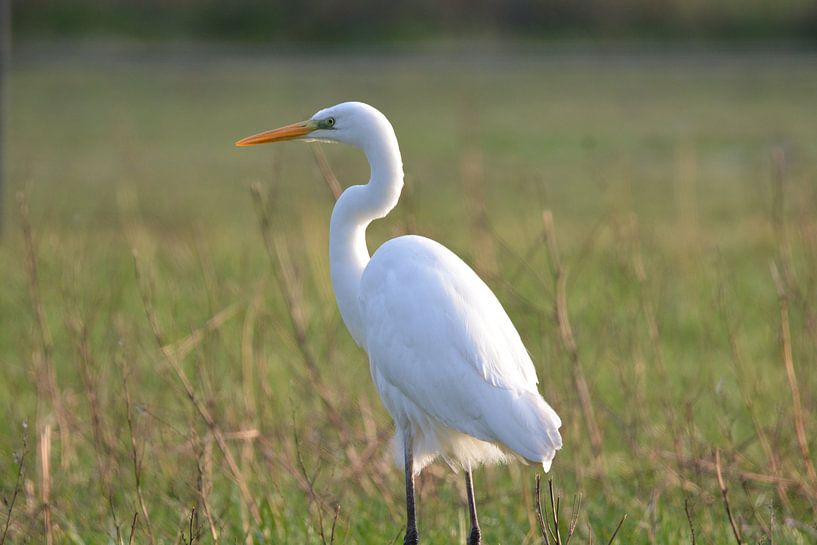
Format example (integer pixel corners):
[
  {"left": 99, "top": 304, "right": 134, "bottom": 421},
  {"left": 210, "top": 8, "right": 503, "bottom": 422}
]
[{"left": 361, "top": 236, "right": 563, "bottom": 465}]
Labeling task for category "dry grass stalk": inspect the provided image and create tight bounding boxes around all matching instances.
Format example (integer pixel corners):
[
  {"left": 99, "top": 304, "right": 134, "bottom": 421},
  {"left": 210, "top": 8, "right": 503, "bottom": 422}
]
[
  {"left": 192, "top": 227, "right": 221, "bottom": 309},
  {"left": 128, "top": 512, "right": 139, "bottom": 545},
  {"left": 317, "top": 502, "right": 341, "bottom": 545},
  {"left": 542, "top": 210, "right": 604, "bottom": 466},
  {"left": 768, "top": 148, "right": 817, "bottom": 508},
  {"left": 258, "top": 436, "right": 316, "bottom": 494},
  {"left": 739, "top": 481, "right": 772, "bottom": 542},
  {"left": 0, "top": 432, "right": 27, "bottom": 545},
  {"left": 162, "top": 302, "right": 243, "bottom": 362},
  {"left": 357, "top": 397, "right": 378, "bottom": 451},
  {"left": 310, "top": 143, "right": 343, "bottom": 200},
  {"left": 605, "top": 514, "right": 627, "bottom": 545},
  {"left": 506, "top": 230, "right": 550, "bottom": 288},
  {"left": 770, "top": 147, "right": 817, "bottom": 364},
  {"left": 547, "top": 480, "right": 561, "bottom": 545},
  {"left": 770, "top": 148, "right": 798, "bottom": 295},
  {"left": 121, "top": 360, "right": 157, "bottom": 545},
  {"left": 290, "top": 415, "right": 346, "bottom": 543},
  {"left": 717, "top": 279, "right": 793, "bottom": 511},
  {"left": 460, "top": 145, "right": 498, "bottom": 279},
  {"left": 626, "top": 216, "right": 687, "bottom": 479},
  {"left": 514, "top": 465, "right": 539, "bottom": 541},
  {"left": 337, "top": 439, "right": 401, "bottom": 520},
  {"left": 178, "top": 507, "right": 199, "bottom": 545},
  {"left": 683, "top": 498, "right": 696, "bottom": 545},
  {"left": 458, "top": 99, "right": 497, "bottom": 277},
  {"left": 329, "top": 504, "right": 340, "bottom": 545},
  {"left": 665, "top": 449, "right": 803, "bottom": 490},
  {"left": 771, "top": 263, "right": 817, "bottom": 491},
  {"left": 337, "top": 440, "right": 400, "bottom": 517},
  {"left": 127, "top": 512, "right": 138, "bottom": 545},
  {"left": 239, "top": 292, "right": 261, "bottom": 544},
  {"left": 534, "top": 476, "right": 620, "bottom": 545},
  {"left": 193, "top": 430, "right": 219, "bottom": 543},
  {"left": 715, "top": 450, "right": 743, "bottom": 545},
  {"left": 39, "top": 423, "right": 53, "bottom": 545},
  {"left": 241, "top": 291, "right": 262, "bottom": 422},
  {"left": 132, "top": 252, "right": 262, "bottom": 525},
  {"left": 65, "top": 310, "right": 116, "bottom": 503},
  {"left": 533, "top": 475, "right": 552, "bottom": 545},
  {"left": 17, "top": 192, "right": 72, "bottom": 468},
  {"left": 111, "top": 510, "right": 122, "bottom": 545}
]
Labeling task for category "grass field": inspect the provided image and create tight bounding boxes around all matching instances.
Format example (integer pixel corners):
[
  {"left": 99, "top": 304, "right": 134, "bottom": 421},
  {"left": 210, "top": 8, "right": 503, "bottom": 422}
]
[{"left": 2, "top": 48, "right": 817, "bottom": 544}]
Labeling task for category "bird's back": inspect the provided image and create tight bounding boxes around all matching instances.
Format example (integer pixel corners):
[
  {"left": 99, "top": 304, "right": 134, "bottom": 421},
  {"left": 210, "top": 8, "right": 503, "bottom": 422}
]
[{"left": 360, "top": 235, "right": 562, "bottom": 470}]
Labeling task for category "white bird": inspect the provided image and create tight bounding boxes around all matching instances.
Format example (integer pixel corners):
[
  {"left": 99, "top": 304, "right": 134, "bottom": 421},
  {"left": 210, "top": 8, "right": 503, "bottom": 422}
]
[{"left": 237, "top": 102, "right": 562, "bottom": 545}]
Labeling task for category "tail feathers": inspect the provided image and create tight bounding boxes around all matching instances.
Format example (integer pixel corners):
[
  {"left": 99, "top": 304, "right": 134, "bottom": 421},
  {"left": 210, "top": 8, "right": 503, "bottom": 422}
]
[{"left": 484, "top": 389, "right": 562, "bottom": 470}]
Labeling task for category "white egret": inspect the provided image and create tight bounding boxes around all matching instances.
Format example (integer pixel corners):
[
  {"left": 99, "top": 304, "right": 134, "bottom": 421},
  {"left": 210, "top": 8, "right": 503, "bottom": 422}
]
[{"left": 237, "top": 102, "right": 562, "bottom": 545}]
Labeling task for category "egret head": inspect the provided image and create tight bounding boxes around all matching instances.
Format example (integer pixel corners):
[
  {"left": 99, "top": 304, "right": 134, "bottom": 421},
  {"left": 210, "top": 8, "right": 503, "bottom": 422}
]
[{"left": 235, "top": 101, "right": 392, "bottom": 150}]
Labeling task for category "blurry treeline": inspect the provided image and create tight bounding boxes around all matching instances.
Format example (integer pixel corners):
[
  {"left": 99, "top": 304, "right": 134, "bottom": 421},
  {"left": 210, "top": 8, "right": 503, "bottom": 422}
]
[{"left": 12, "top": 0, "right": 817, "bottom": 43}]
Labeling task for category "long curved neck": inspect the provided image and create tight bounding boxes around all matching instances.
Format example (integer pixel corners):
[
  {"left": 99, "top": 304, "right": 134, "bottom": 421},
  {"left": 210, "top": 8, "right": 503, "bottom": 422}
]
[{"left": 329, "top": 128, "right": 403, "bottom": 347}]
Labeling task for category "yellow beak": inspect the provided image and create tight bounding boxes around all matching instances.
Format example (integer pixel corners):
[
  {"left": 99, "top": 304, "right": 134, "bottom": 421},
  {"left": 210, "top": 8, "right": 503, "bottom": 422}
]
[{"left": 235, "top": 120, "right": 316, "bottom": 147}]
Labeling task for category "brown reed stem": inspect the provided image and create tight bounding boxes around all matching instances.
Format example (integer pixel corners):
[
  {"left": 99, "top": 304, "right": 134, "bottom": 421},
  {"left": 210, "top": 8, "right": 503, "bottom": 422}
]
[
  {"left": 310, "top": 143, "right": 343, "bottom": 200},
  {"left": 663, "top": 448, "right": 804, "bottom": 490},
  {"left": 771, "top": 263, "right": 817, "bottom": 489},
  {"left": 460, "top": 141, "right": 497, "bottom": 279},
  {"left": 564, "top": 494, "right": 581, "bottom": 545},
  {"left": 683, "top": 498, "right": 696, "bottom": 545},
  {"left": 533, "top": 476, "right": 614, "bottom": 545},
  {"left": 770, "top": 147, "right": 817, "bottom": 375},
  {"left": 66, "top": 310, "right": 116, "bottom": 504},
  {"left": 161, "top": 302, "right": 242, "bottom": 362},
  {"left": 196, "top": 436, "right": 219, "bottom": 544},
  {"left": 0, "top": 432, "right": 27, "bottom": 545},
  {"left": 329, "top": 504, "right": 340, "bottom": 545},
  {"left": 715, "top": 450, "right": 743, "bottom": 545},
  {"left": 770, "top": 148, "right": 798, "bottom": 296},
  {"left": 627, "top": 215, "right": 687, "bottom": 481},
  {"left": 716, "top": 276, "right": 793, "bottom": 511},
  {"left": 241, "top": 291, "right": 262, "bottom": 423},
  {"left": 740, "top": 481, "right": 772, "bottom": 542},
  {"left": 548, "top": 479, "right": 562, "bottom": 545},
  {"left": 128, "top": 512, "right": 138, "bottom": 545},
  {"left": 606, "top": 514, "right": 627, "bottom": 545},
  {"left": 121, "top": 362, "right": 157, "bottom": 545},
  {"left": 196, "top": 438, "right": 220, "bottom": 544},
  {"left": 17, "top": 192, "right": 72, "bottom": 468},
  {"left": 533, "top": 475, "right": 551, "bottom": 545},
  {"left": 39, "top": 423, "right": 53, "bottom": 545},
  {"left": 542, "top": 210, "right": 604, "bottom": 467}
]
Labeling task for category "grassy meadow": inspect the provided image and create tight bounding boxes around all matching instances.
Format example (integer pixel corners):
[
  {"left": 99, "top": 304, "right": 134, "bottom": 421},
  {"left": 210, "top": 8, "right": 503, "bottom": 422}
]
[{"left": 2, "top": 48, "right": 817, "bottom": 544}]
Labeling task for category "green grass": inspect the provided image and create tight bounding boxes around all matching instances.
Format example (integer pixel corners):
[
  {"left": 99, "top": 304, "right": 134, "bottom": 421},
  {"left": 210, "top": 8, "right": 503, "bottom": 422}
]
[{"left": 2, "top": 48, "right": 817, "bottom": 544}]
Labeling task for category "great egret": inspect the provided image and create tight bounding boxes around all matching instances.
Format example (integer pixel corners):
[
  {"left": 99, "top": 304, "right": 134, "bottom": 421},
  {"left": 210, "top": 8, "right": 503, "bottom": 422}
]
[{"left": 237, "top": 102, "right": 562, "bottom": 545}]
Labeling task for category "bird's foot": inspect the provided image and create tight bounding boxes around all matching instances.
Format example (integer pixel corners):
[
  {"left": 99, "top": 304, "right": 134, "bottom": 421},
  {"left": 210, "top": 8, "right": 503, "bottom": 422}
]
[
  {"left": 468, "top": 526, "right": 481, "bottom": 545},
  {"left": 404, "top": 527, "right": 419, "bottom": 545}
]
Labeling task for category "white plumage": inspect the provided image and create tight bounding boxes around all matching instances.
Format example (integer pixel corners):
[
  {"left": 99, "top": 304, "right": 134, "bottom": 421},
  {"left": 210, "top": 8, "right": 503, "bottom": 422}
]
[
  {"left": 362, "top": 235, "right": 562, "bottom": 472},
  {"left": 237, "top": 101, "right": 562, "bottom": 544}
]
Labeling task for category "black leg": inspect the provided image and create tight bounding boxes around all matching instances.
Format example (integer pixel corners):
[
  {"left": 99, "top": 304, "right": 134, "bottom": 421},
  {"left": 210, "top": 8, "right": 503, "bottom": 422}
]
[
  {"left": 465, "top": 469, "right": 481, "bottom": 545},
  {"left": 404, "top": 438, "right": 419, "bottom": 545}
]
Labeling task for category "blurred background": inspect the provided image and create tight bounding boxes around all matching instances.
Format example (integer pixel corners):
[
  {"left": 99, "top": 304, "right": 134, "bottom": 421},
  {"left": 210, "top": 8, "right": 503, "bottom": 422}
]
[
  {"left": 9, "top": 0, "right": 817, "bottom": 43},
  {"left": 1, "top": 2, "right": 817, "bottom": 544}
]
